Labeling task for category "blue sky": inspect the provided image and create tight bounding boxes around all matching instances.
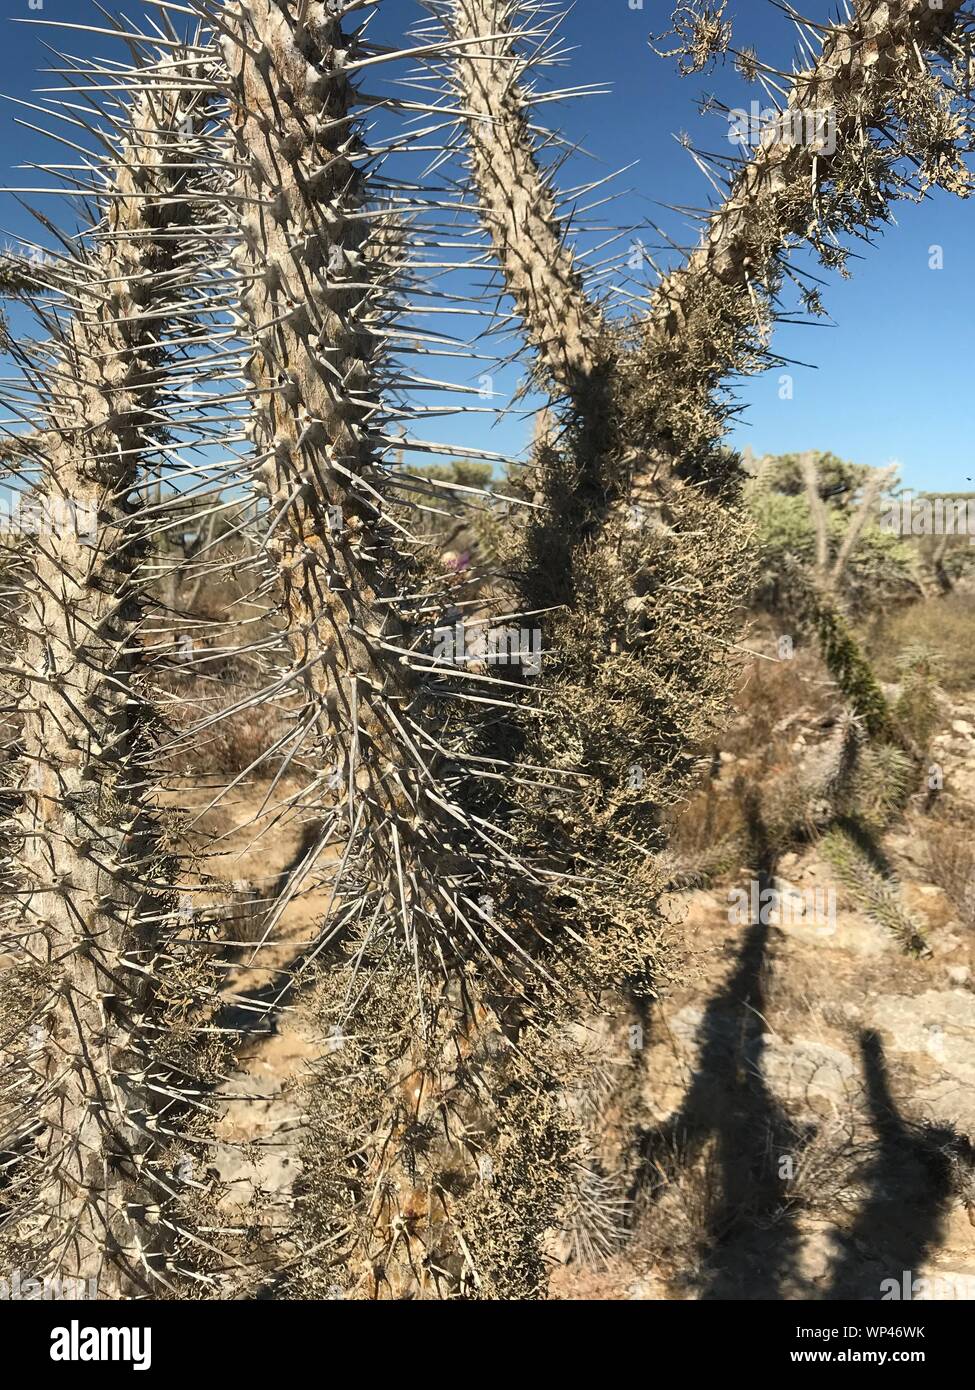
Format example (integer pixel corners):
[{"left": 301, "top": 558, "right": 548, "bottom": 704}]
[
  {"left": 1, "top": 0, "right": 973, "bottom": 491},
  {"left": 521, "top": 0, "right": 975, "bottom": 496}
]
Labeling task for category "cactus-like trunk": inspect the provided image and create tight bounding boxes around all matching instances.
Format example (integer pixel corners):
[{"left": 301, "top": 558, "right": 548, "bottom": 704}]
[
  {"left": 439, "top": 0, "right": 627, "bottom": 544},
  {"left": 441, "top": 1, "right": 603, "bottom": 401},
  {"left": 4, "top": 72, "right": 210, "bottom": 1297},
  {"left": 640, "top": 0, "right": 967, "bottom": 489},
  {"left": 222, "top": 0, "right": 576, "bottom": 1300},
  {"left": 227, "top": 0, "right": 409, "bottom": 793},
  {"left": 223, "top": 0, "right": 513, "bottom": 934}
]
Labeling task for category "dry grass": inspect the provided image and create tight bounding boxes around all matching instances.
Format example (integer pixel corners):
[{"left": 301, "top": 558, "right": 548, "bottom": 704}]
[
  {"left": 629, "top": 1113, "right": 871, "bottom": 1296},
  {"left": 149, "top": 551, "right": 294, "bottom": 778},
  {"left": 723, "top": 637, "right": 836, "bottom": 760},
  {"left": 917, "top": 812, "right": 975, "bottom": 932},
  {"left": 665, "top": 778, "right": 746, "bottom": 876},
  {"left": 663, "top": 642, "right": 837, "bottom": 874},
  {"left": 866, "top": 592, "right": 975, "bottom": 691},
  {"left": 639, "top": 1135, "right": 727, "bottom": 1289}
]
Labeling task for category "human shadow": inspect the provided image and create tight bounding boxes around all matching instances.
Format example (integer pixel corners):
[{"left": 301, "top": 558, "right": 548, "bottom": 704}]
[
  {"left": 824, "top": 1028, "right": 973, "bottom": 1299},
  {"left": 629, "top": 792, "right": 812, "bottom": 1297},
  {"left": 629, "top": 864, "right": 973, "bottom": 1298}
]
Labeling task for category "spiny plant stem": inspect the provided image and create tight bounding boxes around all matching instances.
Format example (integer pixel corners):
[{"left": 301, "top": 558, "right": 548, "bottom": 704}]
[
  {"left": 441, "top": 0, "right": 604, "bottom": 404},
  {"left": 219, "top": 0, "right": 578, "bottom": 1300},
  {"left": 640, "top": 0, "right": 970, "bottom": 492},
  {"left": 2, "top": 59, "right": 217, "bottom": 1297}
]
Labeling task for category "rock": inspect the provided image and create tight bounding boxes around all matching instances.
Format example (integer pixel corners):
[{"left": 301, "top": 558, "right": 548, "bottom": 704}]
[
  {"left": 794, "top": 1226, "right": 843, "bottom": 1286},
  {"left": 941, "top": 1205, "right": 975, "bottom": 1250},
  {"left": 901, "top": 882, "right": 954, "bottom": 932},
  {"left": 933, "top": 930, "right": 964, "bottom": 956},
  {"left": 951, "top": 720, "right": 974, "bottom": 737},
  {"left": 866, "top": 990, "right": 975, "bottom": 1084},
  {"left": 628, "top": 1273, "right": 672, "bottom": 1300},
  {"left": 761, "top": 1036, "right": 858, "bottom": 1109},
  {"left": 947, "top": 965, "right": 971, "bottom": 986},
  {"left": 914, "top": 1075, "right": 975, "bottom": 1134},
  {"left": 776, "top": 907, "right": 894, "bottom": 955},
  {"left": 666, "top": 1004, "right": 728, "bottom": 1053},
  {"left": 211, "top": 1141, "right": 296, "bottom": 1210}
]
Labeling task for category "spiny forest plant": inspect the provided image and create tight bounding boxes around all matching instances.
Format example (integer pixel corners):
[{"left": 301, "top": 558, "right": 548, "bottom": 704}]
[
  {"left": 208, "top": 0, "right": 634, "bottom": 1299},
  {"left": 747, "top": 451, "right": 917, "bottom": 615},
  {"left": 433, "top": 0, "right": 975, "bottom": 816},
  {"left": 433, "top": 0, "right": 747, "bottom": 793},
  {"left": 0, "top": 31, "right": 255, "bottom": 1296},
  {"left": 0, "top": 0, "right": 973, "bottom": 1301},
  {"left": 214, "top": 0, "right": 700, "bottom": 1301},
  {"left": 428, "top": 0, "right": 975, "bottom": 1256},
  {"left": 820, "top": 825, "right": 929, "bottom": 955}
]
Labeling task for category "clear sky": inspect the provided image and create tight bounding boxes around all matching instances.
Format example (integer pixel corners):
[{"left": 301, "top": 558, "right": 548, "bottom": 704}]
[{"left": 1, "top": 0, "right": 972, "bottom": 491}]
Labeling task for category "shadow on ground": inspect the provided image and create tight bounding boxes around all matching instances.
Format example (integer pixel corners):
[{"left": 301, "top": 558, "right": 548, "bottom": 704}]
[{"left": 628, "top": 795, "right": 971, "bottom": 1299}]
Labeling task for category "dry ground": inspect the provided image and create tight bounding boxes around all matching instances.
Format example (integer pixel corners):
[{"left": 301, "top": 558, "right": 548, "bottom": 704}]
[{"left": 166, "top": 646, "right": 975, "bottom": 1300}]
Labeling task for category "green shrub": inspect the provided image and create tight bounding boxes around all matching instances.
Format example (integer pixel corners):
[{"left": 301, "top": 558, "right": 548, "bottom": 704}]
[{"left": 751, "top": 489, "right": 916, "bottom": 616}]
